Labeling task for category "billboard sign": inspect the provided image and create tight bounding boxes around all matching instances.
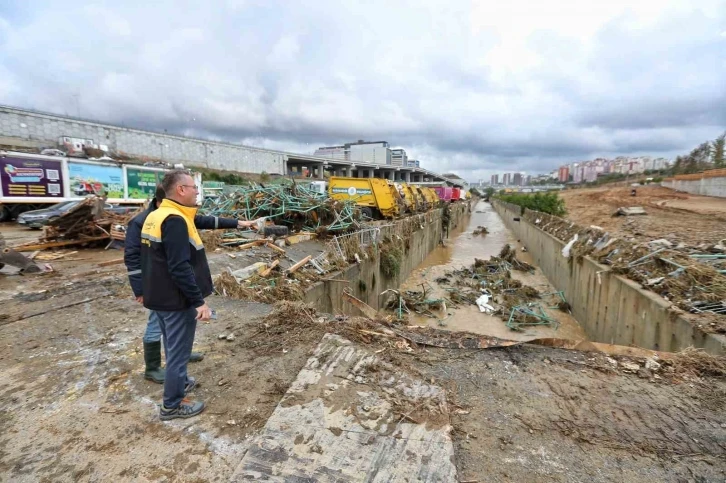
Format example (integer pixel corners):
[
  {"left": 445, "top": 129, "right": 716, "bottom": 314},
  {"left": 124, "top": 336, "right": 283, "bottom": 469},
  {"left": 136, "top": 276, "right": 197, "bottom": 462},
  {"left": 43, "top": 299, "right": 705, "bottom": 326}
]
[
  {"left": 126, "top": 168, "right": 163, "bottom": 199},
  {"left": 0, "top": 156, "right": 64, "bottom": 198},
  {"left": 69, "top": 162, "right": 123, "bottom": 198}
]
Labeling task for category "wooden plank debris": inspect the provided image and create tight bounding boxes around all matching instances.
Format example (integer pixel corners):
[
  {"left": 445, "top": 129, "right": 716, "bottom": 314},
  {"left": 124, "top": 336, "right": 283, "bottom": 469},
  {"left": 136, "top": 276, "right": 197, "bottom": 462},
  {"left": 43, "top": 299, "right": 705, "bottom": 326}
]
[
  {"left": 231, "top": 334, "right": 457, "bottom": 482},
  {"left": 14, "top": 236, "right": 110, "bottom": 252},
  {"left": 97, "top": 258, "right": 125, "bottom": 267},
  {"left": 286, "top": 255, "right": 312, "bottom": 274},
  {"left": 265, "top": 241, "right": 286, "bottom": 254},
  {"left": 342, "top": 290, "right": 378, "bottom": 320},
  {"left": 13, "top": 196, "right": 139, "bottom": 251},
  {"left": 237, "top": 240, "right": 266, "bottom": 250},
  {"left": 36, "top": 251, "right": 78, "bottom": 261},
  {"left": 260, "top": 260, "right": 280, "bottom": 277}
]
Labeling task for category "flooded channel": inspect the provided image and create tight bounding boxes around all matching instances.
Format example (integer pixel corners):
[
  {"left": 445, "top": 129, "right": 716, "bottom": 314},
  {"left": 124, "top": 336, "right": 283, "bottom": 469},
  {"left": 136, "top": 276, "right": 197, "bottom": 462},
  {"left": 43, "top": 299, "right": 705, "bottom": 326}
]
[{"left": 401, "top": 200, "right": 587, "bottom": 341}]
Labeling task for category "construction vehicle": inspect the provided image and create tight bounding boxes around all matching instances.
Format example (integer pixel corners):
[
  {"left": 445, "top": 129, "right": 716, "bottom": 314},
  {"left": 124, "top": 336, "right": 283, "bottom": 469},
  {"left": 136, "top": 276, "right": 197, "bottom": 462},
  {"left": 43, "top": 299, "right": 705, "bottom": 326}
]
[
  {"left": 433, "top": 186, "right": 453, "bottom": 202},
  {"left": 417, "top": 186, "right": 440, "bottom": 210},
  {"left": 410, "top": 186, "right": 428, "bottom": 211},
  {"left": 328, "top": 177, "right": 403, "bottom": 219},
  {"left": 396, "top": 183, "right": 424, "bottom": 213}
]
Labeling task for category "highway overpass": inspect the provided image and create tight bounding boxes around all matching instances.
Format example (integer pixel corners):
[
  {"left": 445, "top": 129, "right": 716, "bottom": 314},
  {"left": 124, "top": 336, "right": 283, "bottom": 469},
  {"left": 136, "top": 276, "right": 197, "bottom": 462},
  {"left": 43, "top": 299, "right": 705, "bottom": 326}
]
[{"left": 285, "top": 153, "right": 467, "bottom": 187}]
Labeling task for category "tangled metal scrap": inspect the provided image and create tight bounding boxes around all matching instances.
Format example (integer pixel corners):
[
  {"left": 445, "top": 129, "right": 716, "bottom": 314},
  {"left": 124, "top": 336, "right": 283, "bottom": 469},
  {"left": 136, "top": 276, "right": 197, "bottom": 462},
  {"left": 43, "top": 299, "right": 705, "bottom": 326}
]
[{"left": 199, "top": 183, "right": 363, "bottom": 234}]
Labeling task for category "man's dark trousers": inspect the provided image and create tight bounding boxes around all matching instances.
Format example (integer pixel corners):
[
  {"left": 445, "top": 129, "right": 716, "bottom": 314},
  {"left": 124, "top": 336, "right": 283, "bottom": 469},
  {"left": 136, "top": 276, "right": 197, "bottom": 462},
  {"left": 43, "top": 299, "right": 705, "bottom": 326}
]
[{"left": 155, "top": 308, "right": 197, "bottom": 408}]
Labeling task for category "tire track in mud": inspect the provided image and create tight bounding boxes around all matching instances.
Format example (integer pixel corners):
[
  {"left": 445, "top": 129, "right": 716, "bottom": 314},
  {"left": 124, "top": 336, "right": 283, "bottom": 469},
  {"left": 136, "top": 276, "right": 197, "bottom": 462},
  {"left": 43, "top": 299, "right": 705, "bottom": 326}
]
[{"left": 536, "top": 367, "right": 725, "bottom": 458}]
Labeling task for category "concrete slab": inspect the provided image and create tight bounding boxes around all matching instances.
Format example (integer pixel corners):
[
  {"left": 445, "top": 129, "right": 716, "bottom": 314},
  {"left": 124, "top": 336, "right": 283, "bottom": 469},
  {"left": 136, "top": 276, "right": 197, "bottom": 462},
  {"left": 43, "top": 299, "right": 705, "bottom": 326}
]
[
  {"left": 232, "top": 334, "right": 457, "bottom": 482},
  {"left": 614, "top": 206, "right": 647, "bottom": 216}
]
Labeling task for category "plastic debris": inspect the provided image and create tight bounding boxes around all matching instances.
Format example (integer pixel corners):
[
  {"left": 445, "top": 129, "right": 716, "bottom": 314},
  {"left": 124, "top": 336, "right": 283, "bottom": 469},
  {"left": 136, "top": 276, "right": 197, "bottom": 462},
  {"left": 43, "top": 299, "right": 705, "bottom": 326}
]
[
  {"left": 476, "top": 294, "right": 495, "bottom": 314},
  {"left": 562, "top": 234, "right": 579, "bottom": 258}
]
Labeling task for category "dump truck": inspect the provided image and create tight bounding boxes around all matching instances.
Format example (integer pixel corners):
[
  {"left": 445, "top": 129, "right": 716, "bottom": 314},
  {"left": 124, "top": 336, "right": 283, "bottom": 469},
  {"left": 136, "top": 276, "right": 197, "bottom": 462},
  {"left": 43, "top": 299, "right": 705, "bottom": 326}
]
[
  {"left": 396, "top": 183, "right": 424, "bottom": 213},
  {"left": 416, "top": 186, "right": 441, "bottom": 210},
  {"left": 425, "top": 187, "right": 441, "bottom": 208},
  {"left": 433, "top": 186, "right": 453, "bottom": 202},
  {"left": 328, "top": 177, "right": 403, "bottom": 219},
  {"left": 411, "top": 186, "right": 430, "bottom": 211}
]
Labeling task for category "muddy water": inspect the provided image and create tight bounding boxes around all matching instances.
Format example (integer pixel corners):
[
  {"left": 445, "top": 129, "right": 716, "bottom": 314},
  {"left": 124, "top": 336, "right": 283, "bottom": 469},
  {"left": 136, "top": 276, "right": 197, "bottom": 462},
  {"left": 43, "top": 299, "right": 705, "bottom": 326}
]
[{"left": 400, "top": 201, "right": 587, "bottom": 341}]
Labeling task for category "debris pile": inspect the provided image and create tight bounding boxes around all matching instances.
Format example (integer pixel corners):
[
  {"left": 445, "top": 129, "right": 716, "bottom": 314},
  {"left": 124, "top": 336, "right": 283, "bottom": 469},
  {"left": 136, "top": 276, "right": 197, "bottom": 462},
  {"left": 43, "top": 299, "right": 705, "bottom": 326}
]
[
  {"left": 240, "top": 302, "right": 375, "bottom": 355},
  {"left": 383, "top": 287, "right": 447, "bottom": 320},
  {"left": 384, "top": 244, "right": 558, "bottom": 331},
  {"left": 213, "top": 248, "right": 337, "bottom": 303},
  {"left": 15, "top": 197, "right": 139, "bottom": 251},
  {"left": 472, "top": 226, "right": 489, "bottom": 235},
  {"left": 215, "top": 271, "right": 308, "bottom": 304},
  {"left": 45, "top": 197, "right": 109, "bottom": 241},
  {"left": 199, "top": 183, "right": 363, "bottom": 235},
  {"left": 526, "top": 209, "right": 726, "bottom": 327}
]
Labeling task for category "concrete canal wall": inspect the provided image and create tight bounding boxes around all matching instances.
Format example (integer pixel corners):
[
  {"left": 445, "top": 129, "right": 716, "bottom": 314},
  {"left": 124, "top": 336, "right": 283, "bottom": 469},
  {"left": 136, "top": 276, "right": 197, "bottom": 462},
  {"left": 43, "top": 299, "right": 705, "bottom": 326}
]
[
  {"left": 304, "top": 202, "right": 470, "bottom": 314},
  {"left": 492, "top": 200, "right": 725, "bottom": 355}
]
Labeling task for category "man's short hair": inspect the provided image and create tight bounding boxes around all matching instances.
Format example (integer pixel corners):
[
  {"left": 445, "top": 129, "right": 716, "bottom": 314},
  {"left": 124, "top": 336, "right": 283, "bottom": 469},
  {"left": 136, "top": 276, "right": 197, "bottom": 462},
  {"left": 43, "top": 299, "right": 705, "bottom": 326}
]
[
  {"left": 160, "top": 169, "right": 191, "bottom": 195},
  {"left": 154, "top": 184, "right": 166, "bottom": 202}
]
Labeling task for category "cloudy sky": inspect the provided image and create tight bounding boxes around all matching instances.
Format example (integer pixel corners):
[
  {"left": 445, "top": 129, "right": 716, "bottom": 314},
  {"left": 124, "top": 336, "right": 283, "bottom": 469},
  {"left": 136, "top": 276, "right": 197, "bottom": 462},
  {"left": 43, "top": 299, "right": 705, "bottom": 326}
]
[{"left": 1, "top": 0, "right": 724, "bottom": 181}]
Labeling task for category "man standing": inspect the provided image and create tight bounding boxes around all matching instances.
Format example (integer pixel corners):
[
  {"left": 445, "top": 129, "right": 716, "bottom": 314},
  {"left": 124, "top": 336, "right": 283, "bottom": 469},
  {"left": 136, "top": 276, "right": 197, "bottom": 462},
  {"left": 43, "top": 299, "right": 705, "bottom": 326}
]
[
  {"left": 139, "top": 170, "right": 251, "bottom": 419},
  {"left": 125, "top": 185, "right": 256, "bottom": 384}
]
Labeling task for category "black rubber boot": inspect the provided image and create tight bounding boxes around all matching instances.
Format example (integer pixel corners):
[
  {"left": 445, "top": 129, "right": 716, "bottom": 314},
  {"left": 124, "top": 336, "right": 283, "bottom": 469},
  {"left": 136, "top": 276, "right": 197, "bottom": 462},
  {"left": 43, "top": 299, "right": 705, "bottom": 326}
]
[
  {"left": 189, "top": 352, "right": 204, "bottom": 363},
  {"left": 143, "top": 341, "right": 165, "bottom": 384}
]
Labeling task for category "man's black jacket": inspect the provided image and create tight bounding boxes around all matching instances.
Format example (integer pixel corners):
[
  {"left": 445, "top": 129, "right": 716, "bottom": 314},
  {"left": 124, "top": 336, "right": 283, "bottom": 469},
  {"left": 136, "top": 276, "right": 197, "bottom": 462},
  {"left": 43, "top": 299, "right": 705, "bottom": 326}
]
[{"left": 124, "top": 204, "right": 237, "bottom": 297}]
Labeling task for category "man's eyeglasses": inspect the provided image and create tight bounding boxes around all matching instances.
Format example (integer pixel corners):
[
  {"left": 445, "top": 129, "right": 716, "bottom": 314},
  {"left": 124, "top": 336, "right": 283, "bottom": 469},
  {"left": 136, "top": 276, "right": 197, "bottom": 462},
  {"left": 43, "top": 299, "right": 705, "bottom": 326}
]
[{"left": 180, "top": 185, "right": 199, "bottom": 191}]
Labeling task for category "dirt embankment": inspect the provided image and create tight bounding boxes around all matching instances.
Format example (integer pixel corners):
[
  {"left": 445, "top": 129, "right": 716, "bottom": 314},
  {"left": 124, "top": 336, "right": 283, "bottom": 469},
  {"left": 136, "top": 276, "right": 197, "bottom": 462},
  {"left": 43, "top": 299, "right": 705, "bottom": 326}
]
[{"left": 559, "top": 186, "right": 726, "bottom": 246}]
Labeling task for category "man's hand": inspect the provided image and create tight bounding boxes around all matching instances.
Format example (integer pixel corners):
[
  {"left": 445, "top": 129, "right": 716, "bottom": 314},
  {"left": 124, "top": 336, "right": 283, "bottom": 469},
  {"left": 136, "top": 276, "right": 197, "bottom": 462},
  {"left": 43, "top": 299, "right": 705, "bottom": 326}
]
[
  {"left": 237, "top": 220, "right": 255, "bottom": 229},
  {"left": 135, "top": 296, "right": 143, "bottom": 304},
  {"left": 196, "top": 303, "right": 212, "bottom": 321}
]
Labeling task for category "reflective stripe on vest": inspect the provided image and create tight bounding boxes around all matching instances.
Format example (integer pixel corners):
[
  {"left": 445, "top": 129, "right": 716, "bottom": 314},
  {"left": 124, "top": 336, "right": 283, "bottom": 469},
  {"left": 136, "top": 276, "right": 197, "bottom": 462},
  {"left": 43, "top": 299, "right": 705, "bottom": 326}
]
[{"left": 141, "top": 199, "right": 203, "bottom": 249}]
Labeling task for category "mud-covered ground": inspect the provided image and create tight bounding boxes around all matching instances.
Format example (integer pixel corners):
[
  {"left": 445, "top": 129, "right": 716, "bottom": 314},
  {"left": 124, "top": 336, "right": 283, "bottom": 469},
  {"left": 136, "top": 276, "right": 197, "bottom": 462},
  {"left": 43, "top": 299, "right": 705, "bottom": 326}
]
[
  {"left": 559, "top": 185, "right": 726, "bottom": 246},
  {"left": 1, "top": 224, "right": 725, "bottom": 482},
  {"left": 430, "top": 347, "right": 726, "bottom": 482}
]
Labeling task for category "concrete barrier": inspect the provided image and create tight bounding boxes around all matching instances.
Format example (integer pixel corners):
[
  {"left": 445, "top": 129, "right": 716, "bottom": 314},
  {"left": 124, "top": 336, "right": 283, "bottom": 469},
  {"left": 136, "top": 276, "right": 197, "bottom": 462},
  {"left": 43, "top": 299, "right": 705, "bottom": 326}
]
[
  {"left": 493, "top": 200, "right": 725, "bottom": 355},
  {"left": 304, "top": 202, "right": 470, "bottom": 314},
  {"left": 661, "top": 173, "right": 726, "bottom": 198}
]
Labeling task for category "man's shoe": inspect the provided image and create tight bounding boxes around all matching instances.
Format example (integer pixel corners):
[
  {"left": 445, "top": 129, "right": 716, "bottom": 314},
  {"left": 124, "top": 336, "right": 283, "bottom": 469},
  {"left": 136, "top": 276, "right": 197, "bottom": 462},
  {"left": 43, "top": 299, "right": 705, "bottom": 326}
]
[
  {"left": 189, "top": 352, "right": 204, "bottom": 363},
  {"left": 160, "top": 398, "right": 205, "bottom": 421},
  {"left": 143, "top": 341, "right": 165, "bottom": 384},
  {"left": 184, "top": 376, "right": 197, "bottom": 395}
]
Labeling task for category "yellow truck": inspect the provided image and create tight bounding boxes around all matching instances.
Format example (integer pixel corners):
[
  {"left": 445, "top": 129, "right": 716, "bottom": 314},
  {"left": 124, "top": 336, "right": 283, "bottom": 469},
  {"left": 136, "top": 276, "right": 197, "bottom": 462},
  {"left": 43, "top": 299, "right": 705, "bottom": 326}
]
[
  {"left": 328, "top": 177, "right": 403, "bottom": 219},
  {"left": 396, "top": 183, "right": 425, "bottom": 213},
  {"left": 419, "top": 187, "right": 439, "bottom": 209}
]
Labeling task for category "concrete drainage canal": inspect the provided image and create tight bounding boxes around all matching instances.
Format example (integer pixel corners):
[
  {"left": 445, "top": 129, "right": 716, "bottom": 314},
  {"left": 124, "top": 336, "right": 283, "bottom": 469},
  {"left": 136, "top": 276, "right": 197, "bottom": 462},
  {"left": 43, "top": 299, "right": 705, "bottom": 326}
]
[
  {"left": 395, "top": 200, "right": 588, "bottom": 342},
  {"left": 235, "top": 199, "right": 725, "bottom": 482}
]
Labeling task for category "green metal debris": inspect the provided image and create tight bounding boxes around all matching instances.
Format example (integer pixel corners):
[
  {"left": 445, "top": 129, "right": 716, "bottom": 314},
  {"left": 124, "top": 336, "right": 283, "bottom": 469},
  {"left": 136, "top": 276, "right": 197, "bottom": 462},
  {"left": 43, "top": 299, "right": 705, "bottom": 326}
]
[
  {"left": 506, "top": 303, "right": 559, "bottom": 331},
  {"left": 199, "top": 182, "right": 363, "bottom": 233}
]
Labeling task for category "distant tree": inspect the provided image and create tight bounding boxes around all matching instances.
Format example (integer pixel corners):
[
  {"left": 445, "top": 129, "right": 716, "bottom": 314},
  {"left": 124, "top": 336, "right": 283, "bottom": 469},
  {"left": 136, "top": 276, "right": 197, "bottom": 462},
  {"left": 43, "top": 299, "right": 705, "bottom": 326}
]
[
  {"left": 712, "top": 132, "right": 725, "bottom": 168},
  {"left": 673, "top": 156, "right": 684, "bottom": 174},
  {"left": 679, "top": 142, "right": 710, "bottom": 174}
]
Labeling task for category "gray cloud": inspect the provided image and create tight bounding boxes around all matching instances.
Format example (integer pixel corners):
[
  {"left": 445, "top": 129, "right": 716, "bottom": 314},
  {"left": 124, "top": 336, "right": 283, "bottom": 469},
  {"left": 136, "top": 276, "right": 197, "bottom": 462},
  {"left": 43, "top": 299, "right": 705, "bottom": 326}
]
[{"left": 0, "top": 0, "right": 724, "bottom": 181}]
